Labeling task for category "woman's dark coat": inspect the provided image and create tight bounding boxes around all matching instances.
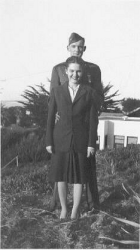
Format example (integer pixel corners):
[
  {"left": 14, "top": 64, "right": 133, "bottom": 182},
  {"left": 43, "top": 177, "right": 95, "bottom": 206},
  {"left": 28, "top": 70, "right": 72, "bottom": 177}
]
[{"left": 46, "top": 82, "right": 98, "bottom": 153}]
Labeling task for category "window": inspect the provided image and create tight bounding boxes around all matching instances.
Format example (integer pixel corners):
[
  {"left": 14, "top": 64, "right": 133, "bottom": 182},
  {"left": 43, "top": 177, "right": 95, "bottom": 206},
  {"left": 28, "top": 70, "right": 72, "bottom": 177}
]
[
  {"left": 127, "top": 137, "right": 138, "bottom": 145},
  {"left": 114, "top": 135, "right": 125, "bottom": 148},
  {"left": 105, "top": 135, "right": 107, "bottom": 148}
]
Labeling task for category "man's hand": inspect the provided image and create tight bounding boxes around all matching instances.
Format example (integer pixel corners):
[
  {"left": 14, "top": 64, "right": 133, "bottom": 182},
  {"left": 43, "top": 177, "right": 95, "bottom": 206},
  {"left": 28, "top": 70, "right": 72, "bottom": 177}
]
[
  {"left": 87, "top": 147, "right": 96, "bottom": 157},
  {"left": 55, "top": 112, "right": 60, "bottom": 123},
  {"left": 46, "top": 146, "right": 53, "bottom": 154}
]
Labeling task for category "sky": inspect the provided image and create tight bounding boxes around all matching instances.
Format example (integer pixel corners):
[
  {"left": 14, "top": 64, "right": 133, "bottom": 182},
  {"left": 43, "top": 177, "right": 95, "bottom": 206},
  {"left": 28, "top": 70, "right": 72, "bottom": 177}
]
[{"left": 0, "top": 0, "right": 140, "bottom": 106}]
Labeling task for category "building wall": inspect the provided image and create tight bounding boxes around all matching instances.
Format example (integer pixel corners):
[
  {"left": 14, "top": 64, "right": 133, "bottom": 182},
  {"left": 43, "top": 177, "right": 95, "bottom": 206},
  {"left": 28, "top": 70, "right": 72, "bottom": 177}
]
[
  {"left": 98, "top": 119, "right": 140, "bottom": 149},
  {"left": 97, "top": 120, "right": 108, "bottom": 150}
]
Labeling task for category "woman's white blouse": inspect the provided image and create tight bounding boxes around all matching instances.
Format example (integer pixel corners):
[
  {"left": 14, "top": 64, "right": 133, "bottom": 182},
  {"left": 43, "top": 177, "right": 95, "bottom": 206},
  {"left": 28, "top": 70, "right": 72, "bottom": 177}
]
[{"left": 68, "top": 84, "right": 80, "bottom": 102}]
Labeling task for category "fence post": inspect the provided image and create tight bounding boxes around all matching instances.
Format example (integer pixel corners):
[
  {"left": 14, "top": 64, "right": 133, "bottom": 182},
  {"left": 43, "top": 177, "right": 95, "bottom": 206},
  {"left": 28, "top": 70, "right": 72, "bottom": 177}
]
[
  {"left": 2, "top": 155, "right": 18, "bottom": 170},
  {"left": 16, "top": 156, "right": 19, "bottom": 167}
]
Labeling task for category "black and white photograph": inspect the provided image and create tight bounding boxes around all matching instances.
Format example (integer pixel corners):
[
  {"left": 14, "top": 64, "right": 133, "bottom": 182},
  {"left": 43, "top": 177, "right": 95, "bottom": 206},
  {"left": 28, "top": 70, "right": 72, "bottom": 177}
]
[{"left": 1, "top": 0, "right": 140, "bottom": 249}]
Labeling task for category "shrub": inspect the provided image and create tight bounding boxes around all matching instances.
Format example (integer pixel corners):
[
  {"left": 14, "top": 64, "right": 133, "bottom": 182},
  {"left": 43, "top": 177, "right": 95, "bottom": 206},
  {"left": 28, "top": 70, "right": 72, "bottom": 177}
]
[
  {"left": 1, "top": 163, "right": 52, "bottom": 195},
  {"left": 98, "top": 144, "right": 140, "bottom": 171},
  {"left": 96, "top": 144, "right": 140, "bottom": 205},
  {"left": 17, "top": 134, "right": 50, "bottom": 163},
  {"left": 1, "top": 126, "right": 50, "bottom": 167},
  {"left": 1, "top": 134, "right": 50, "bottom": 168},
  {"left": 1, "top": 127, "right": 24, "bottom": 150},
  {"left": 1, "top": 144, "right": 18, "bottom": 168}
]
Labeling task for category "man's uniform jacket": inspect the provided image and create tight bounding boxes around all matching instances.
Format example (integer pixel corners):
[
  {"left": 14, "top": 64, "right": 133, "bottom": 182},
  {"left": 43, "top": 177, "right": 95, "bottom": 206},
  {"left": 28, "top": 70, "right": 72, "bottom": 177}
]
[
  {"left": 50, "top": 61, "right": 104, "bottom": 111},
  {"left": 46, "top": 82, "right": 97, "bottom": 153}
]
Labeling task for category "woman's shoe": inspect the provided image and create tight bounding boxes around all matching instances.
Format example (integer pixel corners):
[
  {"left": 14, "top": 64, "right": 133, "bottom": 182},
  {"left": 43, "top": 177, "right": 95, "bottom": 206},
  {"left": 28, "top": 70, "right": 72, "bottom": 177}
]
[
  {"left": 59, "top": 217, "right": 71, "bottom": 224},
  {"left": 71, "top": 213, "right": 80, "bottom": 221},
  {"left": 60, "top": 218, "right": 67, "bottom": 222},
  {"left": 60, "top": 209, "right": 67, "bottom": 220},
  {"left": 60, "top": 213, "right": 68, "bottom": 222}
]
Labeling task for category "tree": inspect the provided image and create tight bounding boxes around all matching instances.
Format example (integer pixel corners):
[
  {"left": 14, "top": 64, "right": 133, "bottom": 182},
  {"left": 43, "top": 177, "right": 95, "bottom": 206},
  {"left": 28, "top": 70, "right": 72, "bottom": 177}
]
[
  {"left": 19, "top": 82, "right": 122, "bottom": 129},
  {"left": 101, "top": 83, "right": 123, "bottom": 113},
  {"left": 19, "top": 84, "right": 50, "bottom": 128},
  {"left": 13, "top": 106, "right": 31, "bottom": 127},
  {"left": 1, "top": 104, "right": 11, "bottom": 127},
  {"left": 19, "top": 82, "right": 123, "bottom": 130},
  {"left": 1, "top": 104, "right": 30, "bottom": 127},
  {"left": 122, "top": 98, "right": 140, "bottom": 113},
  {"left": 1, "top": 105, "right": 17, "bottom": 127}
]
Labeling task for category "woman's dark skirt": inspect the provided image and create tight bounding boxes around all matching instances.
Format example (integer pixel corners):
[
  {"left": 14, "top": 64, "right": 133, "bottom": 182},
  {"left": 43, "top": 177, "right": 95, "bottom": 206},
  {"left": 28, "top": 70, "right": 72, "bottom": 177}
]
[{"left": 49, "top": 148, "right": 90, "bottom": 184}]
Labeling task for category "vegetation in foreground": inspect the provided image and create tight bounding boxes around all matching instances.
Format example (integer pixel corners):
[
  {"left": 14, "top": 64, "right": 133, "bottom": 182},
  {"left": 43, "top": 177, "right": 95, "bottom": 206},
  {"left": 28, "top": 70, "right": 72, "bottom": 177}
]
[{"left": 1, "top": 145, "right": 140, "bottom": 249}]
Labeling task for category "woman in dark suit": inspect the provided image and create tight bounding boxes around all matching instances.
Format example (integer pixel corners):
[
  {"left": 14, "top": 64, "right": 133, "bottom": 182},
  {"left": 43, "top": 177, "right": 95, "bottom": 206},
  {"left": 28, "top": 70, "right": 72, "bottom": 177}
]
[{"left": 46, "top": 56, "right": 98, "bottom": 220}]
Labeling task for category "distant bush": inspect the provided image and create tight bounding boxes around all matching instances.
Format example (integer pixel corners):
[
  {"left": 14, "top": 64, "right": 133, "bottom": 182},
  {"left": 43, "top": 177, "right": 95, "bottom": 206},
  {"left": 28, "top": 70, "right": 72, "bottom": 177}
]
[
  {"left": 17, "top": 134, "right": 50, "bottom": 163},
  {"left": 1, "top": 127, "right": 50, "bottom": 167},
  {"left": 1, "top": 126, "right": 44, "bottom": 150},
  {"left": 1, "top": 127, "right": 24, "bottom": 150}
]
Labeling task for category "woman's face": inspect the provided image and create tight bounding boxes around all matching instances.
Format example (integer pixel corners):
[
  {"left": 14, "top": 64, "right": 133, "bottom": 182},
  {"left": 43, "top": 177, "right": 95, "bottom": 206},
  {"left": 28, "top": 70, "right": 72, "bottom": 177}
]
[{"left": 66, "top": 63, "right": 83, "bottom": 84}]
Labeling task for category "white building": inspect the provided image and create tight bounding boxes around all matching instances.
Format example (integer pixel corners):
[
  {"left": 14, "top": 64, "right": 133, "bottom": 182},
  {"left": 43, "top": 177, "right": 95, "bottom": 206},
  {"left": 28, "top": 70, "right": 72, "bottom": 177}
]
[{"left": 97, "top": 112, "right": 140, "bottom": 150}]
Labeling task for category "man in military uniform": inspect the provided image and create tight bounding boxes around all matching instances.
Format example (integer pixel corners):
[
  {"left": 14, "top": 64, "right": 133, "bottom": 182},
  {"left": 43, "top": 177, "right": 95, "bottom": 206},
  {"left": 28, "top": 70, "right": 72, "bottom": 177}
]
[{"left": 49, "top": 32, "right": 104, "bottom": 213}]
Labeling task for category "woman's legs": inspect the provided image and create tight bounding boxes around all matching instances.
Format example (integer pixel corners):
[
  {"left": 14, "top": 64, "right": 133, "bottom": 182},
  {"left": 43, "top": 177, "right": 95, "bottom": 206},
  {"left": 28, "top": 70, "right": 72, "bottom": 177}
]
[
  {"left": 58, "top": 182, "right": 67, "bottom": 219},
  {"left": 71, "top": 184, "right": 82, "bottom": 219},
  {"left": 58, "top": 182, "right": 83, "bottom": 219}
]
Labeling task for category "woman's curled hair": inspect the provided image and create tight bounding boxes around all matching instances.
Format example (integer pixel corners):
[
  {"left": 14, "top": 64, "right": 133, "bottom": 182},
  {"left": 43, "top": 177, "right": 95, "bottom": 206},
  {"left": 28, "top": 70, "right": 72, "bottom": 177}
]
[{"left": 65, "top": 56, "right": 85, "bottom": 69}]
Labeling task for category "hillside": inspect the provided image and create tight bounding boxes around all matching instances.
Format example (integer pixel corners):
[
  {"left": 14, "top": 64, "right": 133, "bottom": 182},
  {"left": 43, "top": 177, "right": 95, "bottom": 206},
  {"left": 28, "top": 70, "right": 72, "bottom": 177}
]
[{"left": 1, "top": 145, "right": 140, "bottom": 249}]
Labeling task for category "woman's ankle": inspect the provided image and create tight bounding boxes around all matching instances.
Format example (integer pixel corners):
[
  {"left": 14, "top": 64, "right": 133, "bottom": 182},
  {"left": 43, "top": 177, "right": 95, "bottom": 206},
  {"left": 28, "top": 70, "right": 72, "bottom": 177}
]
[
  {"left": 71, "top": 207, "right": 79, "bottom": 219},
  {"left": 60, "top": 208, "right": 67, "bottom": 219}
]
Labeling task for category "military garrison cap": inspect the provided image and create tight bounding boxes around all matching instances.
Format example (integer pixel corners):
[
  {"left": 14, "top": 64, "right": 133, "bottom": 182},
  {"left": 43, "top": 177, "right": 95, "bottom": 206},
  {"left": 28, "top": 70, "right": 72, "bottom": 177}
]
[{"left": 68, "top": 33, "right": 85, "bottom": 45}]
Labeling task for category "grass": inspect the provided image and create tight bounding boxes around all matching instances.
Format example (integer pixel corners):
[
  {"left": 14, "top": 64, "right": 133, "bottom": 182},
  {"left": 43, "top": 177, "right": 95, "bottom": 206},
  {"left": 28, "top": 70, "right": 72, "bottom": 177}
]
[
  {"left": 1, "top": 126, "right": 49, "bottom": 167},
  {"left": 1, "top": 145, "right": 140, "bottom": 249}
]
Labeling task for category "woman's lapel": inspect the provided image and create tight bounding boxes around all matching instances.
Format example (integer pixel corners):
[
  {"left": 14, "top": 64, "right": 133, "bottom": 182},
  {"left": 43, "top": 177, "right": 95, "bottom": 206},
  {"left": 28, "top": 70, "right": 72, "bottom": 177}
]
[
  {"left": 62, "top": 82, "right": 87, "bottom": 105},
  {"left": 62, "top": 82, "right": 72, "bottom": 104},
  {"left": 73, "top": 84, "right": 87, "bottom": 104}
]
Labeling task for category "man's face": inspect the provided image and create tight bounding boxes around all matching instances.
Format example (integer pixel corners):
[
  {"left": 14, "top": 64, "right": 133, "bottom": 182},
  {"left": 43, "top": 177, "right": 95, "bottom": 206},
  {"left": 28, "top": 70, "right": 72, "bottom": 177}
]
[{"left": 67, "top": 40, "right": 86, "bottom": 58}]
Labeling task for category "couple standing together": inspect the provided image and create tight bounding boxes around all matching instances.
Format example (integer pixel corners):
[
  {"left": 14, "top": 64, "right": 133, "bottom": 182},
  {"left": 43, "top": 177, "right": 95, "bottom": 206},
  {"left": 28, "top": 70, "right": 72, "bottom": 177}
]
[{"left": 46, "top": 33, "right": 104, "bottom": 220}]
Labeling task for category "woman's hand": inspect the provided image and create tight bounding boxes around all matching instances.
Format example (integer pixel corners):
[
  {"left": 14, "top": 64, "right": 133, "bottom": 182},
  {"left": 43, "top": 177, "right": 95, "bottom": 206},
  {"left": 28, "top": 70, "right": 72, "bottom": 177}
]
[
  {"left": 87, "top": 147, "right": 95, "bottom": 157},
  {"left": 46, "top": 146, "right": 53, "bottom": 154}
]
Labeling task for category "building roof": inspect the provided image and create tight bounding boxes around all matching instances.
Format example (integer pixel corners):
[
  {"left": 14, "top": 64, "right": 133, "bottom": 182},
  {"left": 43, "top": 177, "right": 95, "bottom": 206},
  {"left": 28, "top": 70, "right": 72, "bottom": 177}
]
[
  {"left": 100, "top": 112, "right": 124, "bottom": 117},
  {"left": 99, "top": 112, "right": 140, "bottom": 121}
]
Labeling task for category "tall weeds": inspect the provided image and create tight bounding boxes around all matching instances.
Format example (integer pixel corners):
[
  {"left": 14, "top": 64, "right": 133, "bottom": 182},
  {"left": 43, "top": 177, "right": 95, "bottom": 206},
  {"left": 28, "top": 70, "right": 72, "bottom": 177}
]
[
  {"left": 100, "top": 185, "right": 140, "bottom": 247},
  {"left": 1, "top": 127, "right": 50, "bottom": 167}
]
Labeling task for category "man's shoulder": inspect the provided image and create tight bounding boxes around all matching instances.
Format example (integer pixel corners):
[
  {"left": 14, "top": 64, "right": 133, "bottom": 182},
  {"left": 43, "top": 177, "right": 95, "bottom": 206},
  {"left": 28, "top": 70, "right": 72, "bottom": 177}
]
[
  {"left": 53, "top": 62, "right": 66, "bottom": 70},
  {"left": 84, "top": 61, "right": 100, "bottom": 70},
  {"left": 82, "top": 84, "right": 94, "bottom": 92},
  {"left": 52, "top": 81, "right": 67, "bottom": 91},
  {"left": 51, "top": 62, "right": 68, "bottom": 84}
]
